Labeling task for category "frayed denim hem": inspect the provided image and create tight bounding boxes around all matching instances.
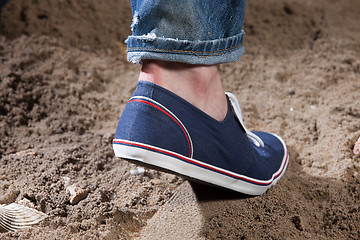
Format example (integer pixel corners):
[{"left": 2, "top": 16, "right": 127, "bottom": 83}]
[{"left": 126, "top": 31, "right": 245, "bottom": 65}]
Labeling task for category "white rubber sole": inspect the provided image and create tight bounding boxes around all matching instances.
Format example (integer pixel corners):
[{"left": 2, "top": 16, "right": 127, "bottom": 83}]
[{"left": 113, "top": 137, "right": 289, "bottom": 196}]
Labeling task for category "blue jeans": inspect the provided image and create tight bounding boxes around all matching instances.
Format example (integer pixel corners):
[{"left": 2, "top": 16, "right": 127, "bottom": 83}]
[{"left": 127, "top": 0, "right": 246, "bottom": 65}]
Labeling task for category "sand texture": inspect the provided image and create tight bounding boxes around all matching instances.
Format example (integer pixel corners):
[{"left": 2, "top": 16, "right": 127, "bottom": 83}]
[{"left": 0, "top": 0, "right": 359, "bottom": 239}]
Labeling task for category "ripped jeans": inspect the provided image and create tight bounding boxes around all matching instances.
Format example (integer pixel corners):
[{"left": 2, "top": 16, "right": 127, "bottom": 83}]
[{"left": 126, "top": 0, "right": 246, "bottom": 65}]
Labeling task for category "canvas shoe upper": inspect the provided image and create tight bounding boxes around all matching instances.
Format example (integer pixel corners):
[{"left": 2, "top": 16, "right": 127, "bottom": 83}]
[{"left": 113, "top": 81, "right": 289, "bottom": 195}]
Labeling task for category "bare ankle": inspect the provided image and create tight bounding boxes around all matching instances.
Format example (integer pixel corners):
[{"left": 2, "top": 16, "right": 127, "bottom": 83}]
[{"left": 138, "top": 60, "right": 228, "bottom": 121}]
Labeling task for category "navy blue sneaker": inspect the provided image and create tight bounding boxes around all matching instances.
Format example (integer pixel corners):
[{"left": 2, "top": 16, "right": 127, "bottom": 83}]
[{"left": 113, "top": 81, "right": 289, "bottom": 195}]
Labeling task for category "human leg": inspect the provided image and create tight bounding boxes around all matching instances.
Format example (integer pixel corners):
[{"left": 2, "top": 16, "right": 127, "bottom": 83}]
[
  {"left": 127, "top": 0, "right": 246, "bottom": 65},
  {"left": 139, "top": 60, "right": 227, "bottom": 121},
  {"left": 129, "top": 0, "right": 243, "bottom": 121},
  {"left": 113, "top": 0, "right": 289, "bottom": 195},
  {"left": 128, "top": 0, "right": 246, "bottom": 120}
]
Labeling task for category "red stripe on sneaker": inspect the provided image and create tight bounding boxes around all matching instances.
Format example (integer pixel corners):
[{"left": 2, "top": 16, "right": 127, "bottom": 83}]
[
  {"left": 113, "top": 140, "right": 289, "bottom": 186},
  {"left": 129, "top": 99, "right": 192, "bottom": 158},
  {"left": 274, "top": 148, "right": 288, "bottom": 180}
]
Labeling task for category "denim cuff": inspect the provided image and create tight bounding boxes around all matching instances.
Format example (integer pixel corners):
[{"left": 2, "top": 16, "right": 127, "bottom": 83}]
[{"left": 126, "top": 30, "right": 245, "bottom": 65}]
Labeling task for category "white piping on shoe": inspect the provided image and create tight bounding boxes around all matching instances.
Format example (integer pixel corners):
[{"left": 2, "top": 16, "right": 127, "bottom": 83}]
[{"left": 226, "top": 92, "right": 265, "bottom": 148}]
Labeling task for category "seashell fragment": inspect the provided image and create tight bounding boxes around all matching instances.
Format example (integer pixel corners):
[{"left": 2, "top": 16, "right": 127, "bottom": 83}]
[
  {"left": 66, "top": 185, "right": 88, "bottom": 205},
  {"left": 354, "top": 136, "right": 360, "bottom": 157},
  {"left": 0, "top": 203, "right": 48, "bottom": 232}
]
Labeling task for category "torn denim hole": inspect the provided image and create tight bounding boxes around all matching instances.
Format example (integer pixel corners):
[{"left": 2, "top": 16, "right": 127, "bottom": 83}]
[{"left": 130, "top": 11, "right": 139, "bottom": 32}]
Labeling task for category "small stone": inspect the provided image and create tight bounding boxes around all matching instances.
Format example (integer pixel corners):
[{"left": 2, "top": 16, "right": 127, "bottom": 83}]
[
  {"left": 66, "top": 185, "right": 88, "bottom": 205},
  {"left": 130, "top": 167, "right": 145, "bottom": 177},
  {"left": 63, "top": 176, "right": 72, "bottom": 188},
  {"left": 287, "top": 89, "right": 295, "bottom": 95},
  {"left": 353, "top": 137, "right": 360, "bottom": 157}
]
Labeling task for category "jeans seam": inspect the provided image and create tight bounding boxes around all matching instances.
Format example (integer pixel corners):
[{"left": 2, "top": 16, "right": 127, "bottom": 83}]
[{"left": 127, "top": 43, "right": 242, "bottom": 57}]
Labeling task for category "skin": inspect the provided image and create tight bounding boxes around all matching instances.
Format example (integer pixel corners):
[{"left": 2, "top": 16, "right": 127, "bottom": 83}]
[{"left": 138, "top": 60, "right": 228, "bottom": 121}]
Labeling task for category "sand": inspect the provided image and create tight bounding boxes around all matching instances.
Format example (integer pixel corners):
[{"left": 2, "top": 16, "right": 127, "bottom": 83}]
[{"left": 0, "top": 0, "right": 359, "bottom": 239}]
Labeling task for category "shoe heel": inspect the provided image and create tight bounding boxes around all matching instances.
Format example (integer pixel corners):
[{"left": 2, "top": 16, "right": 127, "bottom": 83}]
[{"left": 114, "top": 97, "right": 192, "bottom": 158}]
